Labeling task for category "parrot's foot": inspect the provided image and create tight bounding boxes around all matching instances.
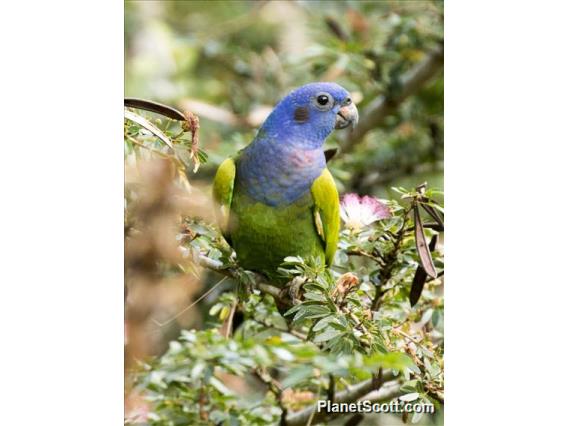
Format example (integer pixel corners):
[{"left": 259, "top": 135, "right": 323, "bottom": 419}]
[{"left": 280, "top": 276, "right": 307, "bottom": 306}]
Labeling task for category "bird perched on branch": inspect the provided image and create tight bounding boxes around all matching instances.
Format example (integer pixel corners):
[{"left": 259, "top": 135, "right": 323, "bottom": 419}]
[{"left": 213, "top": 82, "right": 358, "bottom": 283}]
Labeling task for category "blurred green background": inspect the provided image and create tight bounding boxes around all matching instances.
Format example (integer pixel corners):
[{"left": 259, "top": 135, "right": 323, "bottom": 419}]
[{"left": 125, "top": 0, "right": 443, "bottom": 200}]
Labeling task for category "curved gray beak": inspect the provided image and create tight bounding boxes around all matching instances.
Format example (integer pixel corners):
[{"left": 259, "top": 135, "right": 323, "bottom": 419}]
[{"left": 335, "top": 102, "right": 359, "bottom": 130}]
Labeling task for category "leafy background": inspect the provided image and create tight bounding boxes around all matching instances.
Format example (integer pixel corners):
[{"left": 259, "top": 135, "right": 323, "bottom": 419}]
[{"left": 124, "top": 1, "right": 443, "bottom": 425}]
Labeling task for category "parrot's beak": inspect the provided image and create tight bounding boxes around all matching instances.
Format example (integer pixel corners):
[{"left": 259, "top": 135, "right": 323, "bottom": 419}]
[{"left": 335, "top": 102, "right": 359, "bottom": 130}]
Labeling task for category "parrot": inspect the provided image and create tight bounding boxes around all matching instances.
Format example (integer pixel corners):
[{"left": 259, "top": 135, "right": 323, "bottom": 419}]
[{"left": 213, "top": 82, "right": 359, "bottom": 284}]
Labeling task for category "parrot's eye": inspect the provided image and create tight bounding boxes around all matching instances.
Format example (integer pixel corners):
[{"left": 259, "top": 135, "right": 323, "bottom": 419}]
[
  {"left": 312, "top": 92, "right": 334, "bottom": 111},
  {"left": 317, "top": 95, "right": 329, "bottom": 105},
  {"left": 344, "top": 97, "right": 352, "bottom": 105}
]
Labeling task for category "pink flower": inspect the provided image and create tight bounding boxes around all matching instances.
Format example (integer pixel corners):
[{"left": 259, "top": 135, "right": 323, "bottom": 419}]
[{"left": 340, "top": 193, "right": 391, "bottom": 230}]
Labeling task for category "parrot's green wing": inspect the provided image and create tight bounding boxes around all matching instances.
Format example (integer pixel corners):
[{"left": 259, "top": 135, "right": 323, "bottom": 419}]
[
  {"left": 311, "top": 168, "right": 340, "bottom": 266},
  {"left": 212, "top": 158, "right": 236, "bottom": 239}
]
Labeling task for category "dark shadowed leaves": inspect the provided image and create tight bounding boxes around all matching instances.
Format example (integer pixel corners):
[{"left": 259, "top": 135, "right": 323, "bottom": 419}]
[
  {"left": 410, "top": 234, "right": 438, "bottom": 306},
  {"left": 125, "top": 97, "right": 187, "bottom": 121},
  {"left": 413, "top": 205, "right": 437, "bottom": 279}
]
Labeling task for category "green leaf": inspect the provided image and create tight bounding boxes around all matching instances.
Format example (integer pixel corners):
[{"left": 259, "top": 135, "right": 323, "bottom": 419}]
[
  {"left": 281, "top": 365, "right": 314, "bottom": 388},
  {"left": 304, "top": 292, "right": 327, "bottom": 302},
  {"left": 400, "top": 379, "right": 420, "bottom": 393},
  {"left": 411, "top": 411, "right": 424, "bottom": 423},
  {"left": 365, "top": 351, "right": 418, "bottom": 373},
  {"left": 282, "top": 256, "right": 304, "bottom": 264},
  {"left": 272, "top": 348, "right": 295, "bottom": 362},
  {"left": 303, "top": 282, "right": 327, "bottom": 292},
  {"left": 399, "top": 392, "right": 420, "bottom": 402},
  {"left": 124, "top": 109, "right": 174, "bottom": 150},
  {"left": 313, "top": 327, "right": 343, "bottom": 343},
  {"left": 304, "top": 305, "right": 332, "bottom": 319},
  {"left": 328, "top": 321, "right": 347, "bottom": 332},
  {"left": 283, "top": 304, "right": 303, "bottom": 317},
  {"left": 210, "top": 377, "right": 234, "bottom": 395},
  {"left": 313, "top": 316, "right": 334, "bottom": 332}
]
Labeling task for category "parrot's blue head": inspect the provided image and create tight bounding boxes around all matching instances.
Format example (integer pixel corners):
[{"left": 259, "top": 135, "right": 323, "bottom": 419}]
[
  {"left": 260, "top": 82, "right": 359, "bottom": 149},
  {"left": 238, "top": 82, "right": 358, "bottom": 206}
]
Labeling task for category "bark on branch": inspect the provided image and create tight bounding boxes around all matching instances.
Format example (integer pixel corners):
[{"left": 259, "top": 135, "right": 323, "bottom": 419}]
[
  {"left": 285, "top": 371, "right": 401, "bottom": 426},
  {"left": 341, "top": 44, "right": 444, "bottom": 153}
]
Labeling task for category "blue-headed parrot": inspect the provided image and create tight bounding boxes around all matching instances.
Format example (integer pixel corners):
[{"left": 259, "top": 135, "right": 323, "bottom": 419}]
[{"left": 213, "top": 82, "right": 358, "bottom": 283}]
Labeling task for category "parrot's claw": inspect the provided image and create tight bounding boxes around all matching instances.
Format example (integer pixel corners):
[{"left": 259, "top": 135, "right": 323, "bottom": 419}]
[{"left": 281, "top": 276, "right": 307, "bottom": 306}]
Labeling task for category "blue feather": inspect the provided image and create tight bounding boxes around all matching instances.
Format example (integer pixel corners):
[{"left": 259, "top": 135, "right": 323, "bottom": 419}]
[{"left": 237, "top": 82, "right": 351, "bottom": 206}]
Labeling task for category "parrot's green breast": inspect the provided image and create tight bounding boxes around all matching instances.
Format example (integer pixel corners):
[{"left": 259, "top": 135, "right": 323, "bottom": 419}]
[
  {"left": 230, "top": 184, "right": 325, "bottom": 281},
  {"left": 213, "top": 156, "right": 340, "bottom": 286}
]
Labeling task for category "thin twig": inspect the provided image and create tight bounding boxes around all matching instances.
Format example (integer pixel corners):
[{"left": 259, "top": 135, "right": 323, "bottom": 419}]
[
  {"left": 250, "top": 317, "right": 309, "bottom": 341},
  {"left": 305, "top": 382, "right": 322, "bottom": 426},
  {"left": 253, "top": 367, "right": 283, "bottom": 397},
  {"left": 125, "top": 134, "right": 186, "bottom": 171},
  {"left": 220, "top": 298, "right": 238, "bottom": 338},
  {"left": 151, "top": 276, "right": 228, "bottom": 328},
  {"left": 392, "top": 328, "right": 429, "bottom": 351},
  {"left": 327, "top": 374, "right": 335, "bottom": 404},
  {"left": 126, "top": 135, "right": 172, "bottom": 160},
  {"left": 346, "top": 248, "right": 385, "bottom": 265}
]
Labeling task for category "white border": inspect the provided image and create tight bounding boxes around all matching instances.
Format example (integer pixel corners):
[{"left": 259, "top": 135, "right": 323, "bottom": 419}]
[
  {"left": 0, "top": 2, "right": 123, "bottom": 424},
  {"left": 446, "top": 1, "right": 568, "bottom": 425}
]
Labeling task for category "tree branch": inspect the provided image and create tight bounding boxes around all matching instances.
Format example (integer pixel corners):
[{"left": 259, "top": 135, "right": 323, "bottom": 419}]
[
  {"left": 249, "top": 317, "right": 309, "bottom": 342},
  {"left": 341, "top": 44, "right": 444, "bottom": 153},
  {"left": 196, "top": 253, "right": 287, "bottom": 305},
  {"left": 361, "top": 380, "right": 405, "bottom": 403},
  {"left": 285, "top": 371, "right": 399, "bottom": 426}
]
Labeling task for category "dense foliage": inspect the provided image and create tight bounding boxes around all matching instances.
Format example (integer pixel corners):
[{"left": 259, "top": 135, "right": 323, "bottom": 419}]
[{"left": 124, "top": 1, "right": 443, "bottom": 425}]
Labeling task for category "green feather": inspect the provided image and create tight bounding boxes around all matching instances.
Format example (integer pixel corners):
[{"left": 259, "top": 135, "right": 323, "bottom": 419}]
[
  {"left": 213, "top": 160, "right": 340, "bottom": 283},
  {"left": 311, "top": 168, "right": 340, "bottom": 266},
  {"left": 212, "top": 157, "right": 235, "bottom": 238}
]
